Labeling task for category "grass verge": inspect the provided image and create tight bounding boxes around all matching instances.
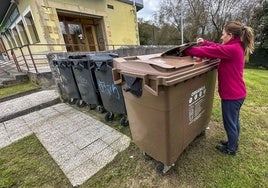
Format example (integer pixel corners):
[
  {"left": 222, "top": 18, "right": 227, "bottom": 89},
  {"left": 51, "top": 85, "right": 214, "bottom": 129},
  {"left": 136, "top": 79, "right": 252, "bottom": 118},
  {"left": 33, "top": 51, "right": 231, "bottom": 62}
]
[
  {"left": 0, "top": 81, "right": 40, "bottom": 99},
  {"left": 0, "top": 134, "right": 72, "bottom": 188}
]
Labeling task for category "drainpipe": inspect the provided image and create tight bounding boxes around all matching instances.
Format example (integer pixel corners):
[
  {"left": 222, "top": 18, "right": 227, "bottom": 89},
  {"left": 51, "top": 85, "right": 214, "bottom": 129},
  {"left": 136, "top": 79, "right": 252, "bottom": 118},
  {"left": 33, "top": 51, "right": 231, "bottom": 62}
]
[{"left": 132, "top": 0, "right": 140, "bottom": 45}]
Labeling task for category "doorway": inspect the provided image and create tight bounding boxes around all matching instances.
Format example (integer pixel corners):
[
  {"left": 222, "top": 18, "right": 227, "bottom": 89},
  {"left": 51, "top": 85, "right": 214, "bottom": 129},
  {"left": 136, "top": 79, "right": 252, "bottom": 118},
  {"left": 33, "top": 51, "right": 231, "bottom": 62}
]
[
  {"left": 84, "top": 25, "right": 98, "bottom": 51},
  {"left": 58, "top": 12, "right": 105, "bottom": 52}
]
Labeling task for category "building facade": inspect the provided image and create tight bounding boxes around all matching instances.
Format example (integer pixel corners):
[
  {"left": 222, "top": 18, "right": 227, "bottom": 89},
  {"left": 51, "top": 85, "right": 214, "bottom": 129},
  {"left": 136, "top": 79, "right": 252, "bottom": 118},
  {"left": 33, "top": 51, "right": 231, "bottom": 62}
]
[{"left": 0, "top": 0, "right": 143, "bottom": 56}]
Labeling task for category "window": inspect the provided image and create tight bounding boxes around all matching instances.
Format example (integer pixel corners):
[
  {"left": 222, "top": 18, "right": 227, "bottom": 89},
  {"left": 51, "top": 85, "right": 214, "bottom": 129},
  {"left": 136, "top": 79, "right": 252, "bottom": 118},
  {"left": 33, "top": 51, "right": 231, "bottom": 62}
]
[
  {"left": 3, "top": 33, "right": 12, "bottom": 49},
  {"left": 107, "top": 4, "right": 114, "bottom": 9},
  {"left": 0, "top": 38, "right": 6, "bottom": 53},
  {"left": 24, "top": 12, "right": 39, "bottom": 43},
  {"left": 59, "top": 21, "right": 71, "bottom": 51},
  {"left": 12, "top": 27, "right": 22, "bottom": 47},
  {"left": 68, "top": 23, "right": 83, "bottom": 51},
  {"left": 6, "top": 31, "right": 16, "bottom": 48},
  {"left": 17, "top": 20, "right": 29, "bottom": 45}
]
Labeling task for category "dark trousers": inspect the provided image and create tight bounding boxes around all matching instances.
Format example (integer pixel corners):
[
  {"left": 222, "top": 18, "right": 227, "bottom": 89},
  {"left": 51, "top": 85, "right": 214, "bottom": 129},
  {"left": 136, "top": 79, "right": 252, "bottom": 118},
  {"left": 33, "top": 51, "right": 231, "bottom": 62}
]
[{"left": 221, "top": 98, "right": 245, "bottom": 151}]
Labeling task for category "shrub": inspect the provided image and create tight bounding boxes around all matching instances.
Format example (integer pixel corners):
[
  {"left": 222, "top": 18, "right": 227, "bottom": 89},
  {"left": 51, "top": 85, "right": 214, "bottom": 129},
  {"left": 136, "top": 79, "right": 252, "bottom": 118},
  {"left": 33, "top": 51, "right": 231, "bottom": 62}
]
[{"left": 248, "top": 47, "right": 268, "bottom": 68}]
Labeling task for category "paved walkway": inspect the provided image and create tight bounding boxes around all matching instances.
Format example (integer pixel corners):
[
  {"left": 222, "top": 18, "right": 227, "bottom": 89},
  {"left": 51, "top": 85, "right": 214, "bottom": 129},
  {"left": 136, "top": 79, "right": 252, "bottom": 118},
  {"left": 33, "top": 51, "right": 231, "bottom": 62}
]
[
  {"left": 0, "top": 90, "right": 60, "bottom": 122},
  {"left": 0, "top": 90, "right": 130, "bottom": 186}
]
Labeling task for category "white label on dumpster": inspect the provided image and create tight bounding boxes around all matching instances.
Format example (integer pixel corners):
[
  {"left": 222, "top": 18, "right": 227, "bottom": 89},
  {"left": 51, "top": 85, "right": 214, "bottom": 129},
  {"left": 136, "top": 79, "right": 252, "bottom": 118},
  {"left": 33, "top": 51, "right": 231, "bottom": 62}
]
[{"left": 188, "top": 86, "right": 206, "bottom": 125}]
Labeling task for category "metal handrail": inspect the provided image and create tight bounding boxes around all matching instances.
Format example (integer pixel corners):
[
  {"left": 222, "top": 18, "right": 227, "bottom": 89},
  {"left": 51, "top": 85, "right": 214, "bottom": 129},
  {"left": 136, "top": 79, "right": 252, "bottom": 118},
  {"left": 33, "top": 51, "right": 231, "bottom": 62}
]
[{"left": 0, "top": 43, "right": 128, "bottom": 73}]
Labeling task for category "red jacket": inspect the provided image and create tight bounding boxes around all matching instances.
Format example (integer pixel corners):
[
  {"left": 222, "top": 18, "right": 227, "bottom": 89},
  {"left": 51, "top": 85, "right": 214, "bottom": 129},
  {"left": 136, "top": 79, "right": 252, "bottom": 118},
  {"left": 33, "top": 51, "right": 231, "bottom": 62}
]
[{"left": 184, "top": 38, "right": 246, "bottom": 100}]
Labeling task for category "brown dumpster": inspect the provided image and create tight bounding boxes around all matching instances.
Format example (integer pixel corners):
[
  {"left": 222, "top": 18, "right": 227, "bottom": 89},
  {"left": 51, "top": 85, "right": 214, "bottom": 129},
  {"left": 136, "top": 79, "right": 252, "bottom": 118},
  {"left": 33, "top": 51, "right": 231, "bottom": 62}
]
[{"left": 112, "top": 44, "right": 220, "bottom": 173}]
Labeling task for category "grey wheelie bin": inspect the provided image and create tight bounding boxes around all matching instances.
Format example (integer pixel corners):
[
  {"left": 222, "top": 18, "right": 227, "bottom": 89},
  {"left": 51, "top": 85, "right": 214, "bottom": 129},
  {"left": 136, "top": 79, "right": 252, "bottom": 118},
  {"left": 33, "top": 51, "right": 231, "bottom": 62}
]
[
  {"left": 68, "top": 55, "right": 103, "bottom": 111},
  {"left": 92, "top": 53, "right": 128, "bottom": 126},
  {"left": 53, "top": 59, "right": 81, "bottom": 104},
  {"left": 112, "top": 43, "right": 220, "bottom": 173}
]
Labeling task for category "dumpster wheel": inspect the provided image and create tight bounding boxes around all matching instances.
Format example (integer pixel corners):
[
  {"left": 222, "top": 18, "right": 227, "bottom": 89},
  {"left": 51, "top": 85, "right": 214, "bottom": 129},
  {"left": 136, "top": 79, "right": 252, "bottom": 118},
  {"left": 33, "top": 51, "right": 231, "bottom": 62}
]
[
  {"left": 77, "top": 100, "right": 87, "bottom": 108},
  {"left": 120, "top": 116, "right": 129, "bottom": 127},
  {"left": 96, "top": 105, "right": 105, "bottom": 113},
  {"left": 88, "top": 104, "right": 97, "bottom": 110},
  {"left": 142, "top": 151, "right": 153, "bottom": 160},
  {"left": 105, "top": 112, "right": 114, "bottom": 122},
  {"left": 196, "top": 130, "right": 206, "bottom": 138},
  {"left": 68, "top": 98, "right": 77, "bottom": 105},
  {"left": 156, "top": 163, "right": 175, "bottom": 174}
]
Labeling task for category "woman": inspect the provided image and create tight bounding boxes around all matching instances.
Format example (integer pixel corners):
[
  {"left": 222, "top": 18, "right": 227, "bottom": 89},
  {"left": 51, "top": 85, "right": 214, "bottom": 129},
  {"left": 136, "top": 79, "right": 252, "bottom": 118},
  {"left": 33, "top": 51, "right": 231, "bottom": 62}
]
[{"left": 184, "top": 21, "right": 254, "bottom": 156}]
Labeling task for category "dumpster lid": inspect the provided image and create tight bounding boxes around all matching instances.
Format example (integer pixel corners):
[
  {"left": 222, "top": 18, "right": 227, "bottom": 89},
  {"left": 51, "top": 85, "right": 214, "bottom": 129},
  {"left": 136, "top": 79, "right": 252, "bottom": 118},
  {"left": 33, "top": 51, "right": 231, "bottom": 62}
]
[
  {"left": 113, "top": 47, "right": 219, "bottom": 95},
  {"left": 122, "top": 50, "right": 200, "bottom": 70},
  {"left": 161, "top": 42, "right": 197, "bottom": 57},
  {"left": 112, "top": 42, "right": 219, "bottom": 82},
  {"left": 133, "top": 56, "right": 195, "bottom": 70},
  {"left": 120, "top": 42, "right": 200, "bottom": 71}
]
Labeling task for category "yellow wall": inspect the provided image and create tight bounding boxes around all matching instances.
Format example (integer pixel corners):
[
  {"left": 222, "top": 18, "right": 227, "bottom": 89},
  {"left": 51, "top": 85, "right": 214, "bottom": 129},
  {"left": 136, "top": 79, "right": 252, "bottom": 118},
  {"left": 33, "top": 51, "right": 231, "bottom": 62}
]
[
  {"left": 2, "top": 0, "right": 140, "bottom": 53},
  {"left": 105, "top": 0, "right": 139, "bottom": 48},
  {"left": 48, "top": 0, "right": 105, "bottom": 14},
  {"left": 17, "top": 0, "right": 50, "bottom": 53},
  {"left": 46, "top": 0, "right": 140, "bottom": 48}
]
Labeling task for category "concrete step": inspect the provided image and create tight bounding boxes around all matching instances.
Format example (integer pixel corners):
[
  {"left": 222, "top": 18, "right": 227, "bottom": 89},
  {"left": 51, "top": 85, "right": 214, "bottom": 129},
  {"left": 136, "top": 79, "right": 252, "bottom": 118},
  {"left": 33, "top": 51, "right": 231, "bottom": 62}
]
[
  {"left": 0, "top": 61, "right": 21, "bottom": 74},
  {"left": 0, "top": 89, "right": 60, "bottom": 123},
  {"left": 0, "top": 88, "right": 42, "bottom": 103},
  {"left": 1, "top": 73, "right": 29, "bottom": 86},
  {"left": 0, "top": 62, "right": 29, "bottom": 88},
  {"left": 0, "top": 72, "right": 14, "bottom": 89}
]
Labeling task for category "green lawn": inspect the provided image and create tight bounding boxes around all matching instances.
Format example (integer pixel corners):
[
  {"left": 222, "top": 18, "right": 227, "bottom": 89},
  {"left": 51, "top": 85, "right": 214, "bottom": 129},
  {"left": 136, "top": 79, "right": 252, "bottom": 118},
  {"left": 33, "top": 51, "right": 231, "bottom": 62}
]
[
  {"left": 0, "top": 68, "right": 267, "bottom": 188},
  {"left": 0, "top": 135, "right": 71, "bottom": 188},
  {"left": 0, "top": 81, "right": 40, "bottom": 99}
]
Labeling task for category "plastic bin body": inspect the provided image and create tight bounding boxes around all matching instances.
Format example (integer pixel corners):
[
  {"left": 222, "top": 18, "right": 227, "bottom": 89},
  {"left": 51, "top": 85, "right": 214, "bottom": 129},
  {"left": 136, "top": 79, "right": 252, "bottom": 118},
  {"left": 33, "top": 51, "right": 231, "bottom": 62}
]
[
  {"left": 93, "top": 54, "right": 126, "bottom": 115},
  {"left": 69, "top": 56, "right": 101, "bottom": 106},
  {"left": 112, "top": 48, "right": 219, "bottom": 166},
  {"left": 53, "top": 59, "right": 81, "bottom": 100}
]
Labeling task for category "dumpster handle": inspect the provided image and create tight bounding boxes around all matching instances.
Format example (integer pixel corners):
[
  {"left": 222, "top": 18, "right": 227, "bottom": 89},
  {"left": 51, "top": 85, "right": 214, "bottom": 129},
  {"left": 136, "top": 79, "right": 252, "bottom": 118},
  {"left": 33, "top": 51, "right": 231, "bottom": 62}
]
[
  {"left": 144, "top": 83, "right": 158, "bottom": 96},
  {"left": 118, "top": 70, "right": 159, "bottom": 96},
  {"left": 112, "top": 68, "right": 122, "bottom": 85},
  {"left": 112, "top": 69, "right": 159, "bottom": 96},
  {"left": 74, "top": 64, "right": 84, "bottom": 71}
]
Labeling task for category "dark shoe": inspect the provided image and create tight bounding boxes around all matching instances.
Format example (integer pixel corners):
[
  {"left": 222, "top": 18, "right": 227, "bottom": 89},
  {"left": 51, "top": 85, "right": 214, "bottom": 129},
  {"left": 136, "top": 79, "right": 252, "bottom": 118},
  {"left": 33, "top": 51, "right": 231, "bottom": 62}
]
[
  {"left": 215, "top": 145, "right": 236, "bottom": 156},
  {"left": 220, "top": 140, "right": 239, "bottom": 151},
  {"left": 220, "top": 140, "right": 228, "bottom": 146}
]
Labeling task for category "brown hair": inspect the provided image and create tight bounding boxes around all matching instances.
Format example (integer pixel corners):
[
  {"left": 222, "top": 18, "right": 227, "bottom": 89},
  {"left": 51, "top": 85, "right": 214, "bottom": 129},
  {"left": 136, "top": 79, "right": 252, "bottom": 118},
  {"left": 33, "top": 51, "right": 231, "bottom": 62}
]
[{"left": 224, "top": 21, "right": 255, "bottom": 55}]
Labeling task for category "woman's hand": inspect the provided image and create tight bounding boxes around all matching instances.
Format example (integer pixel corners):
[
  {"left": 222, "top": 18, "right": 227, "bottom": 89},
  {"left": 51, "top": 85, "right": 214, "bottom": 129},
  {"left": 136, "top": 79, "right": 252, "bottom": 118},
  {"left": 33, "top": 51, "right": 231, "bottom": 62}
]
[{"left": 197, "top": 38, "right": 204, "bottom": 45}]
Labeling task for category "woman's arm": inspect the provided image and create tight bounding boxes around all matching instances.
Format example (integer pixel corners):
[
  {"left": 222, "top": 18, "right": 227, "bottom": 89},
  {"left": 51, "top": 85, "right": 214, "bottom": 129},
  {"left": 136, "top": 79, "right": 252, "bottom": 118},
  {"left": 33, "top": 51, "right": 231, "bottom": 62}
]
[
  {"left": 184, "top": 44, "right": 235, "bottom": 60},
  {"left": 203, "top": 40, "right": 219, "bottom": 46}
]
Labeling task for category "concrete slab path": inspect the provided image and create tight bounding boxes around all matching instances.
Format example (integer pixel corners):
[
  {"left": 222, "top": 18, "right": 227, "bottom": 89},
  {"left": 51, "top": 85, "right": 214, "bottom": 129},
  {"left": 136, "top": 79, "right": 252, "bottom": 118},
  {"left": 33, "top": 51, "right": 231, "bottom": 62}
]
[
  {"left": 0, "top": 90, "right": 60, "bottom": 122},
  {"left": 0, "top": 90, "right": 130, "bottom": 186}
]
